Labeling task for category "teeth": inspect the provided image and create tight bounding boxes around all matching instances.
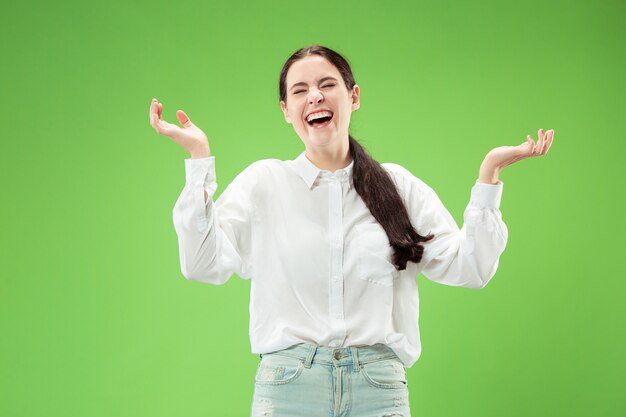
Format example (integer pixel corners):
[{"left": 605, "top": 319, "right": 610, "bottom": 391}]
[{"left": 307, "top": 111, "right": 333, "bottom": 122}]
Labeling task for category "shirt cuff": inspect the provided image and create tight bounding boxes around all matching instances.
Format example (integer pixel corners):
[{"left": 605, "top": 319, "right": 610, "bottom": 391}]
[
  {"left": 469, "top": 179, "right": 504, "bottom": 209},
  {"left": 184, "top": 156, "right": 216, "bottom": 187}
]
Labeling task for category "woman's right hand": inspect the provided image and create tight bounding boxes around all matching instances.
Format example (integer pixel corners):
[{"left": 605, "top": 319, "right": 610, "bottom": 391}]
[{"left": 149, "top": 98, "right": 211, "bottom": 158}]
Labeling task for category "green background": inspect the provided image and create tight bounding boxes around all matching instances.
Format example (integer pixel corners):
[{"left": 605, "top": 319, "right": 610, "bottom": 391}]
[{"left": 1, "top": 0, "right": 624, "bottom": 416}]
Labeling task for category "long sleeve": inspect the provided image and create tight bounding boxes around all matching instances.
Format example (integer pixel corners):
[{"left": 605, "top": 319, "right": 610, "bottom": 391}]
[
  {"left": 172, "top": 156, "right": 254, "bottom": 285},
  {"left": 400, "top": 169, "right": 508, "bottom": 289},
  {"left": 420, "top": 181, "right": 508, "bottom": 288}
]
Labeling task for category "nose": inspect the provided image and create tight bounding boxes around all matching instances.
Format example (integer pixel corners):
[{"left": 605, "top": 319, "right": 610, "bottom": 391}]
[{"left": 308, "top": 88, "right": 324, "bottom": 104}]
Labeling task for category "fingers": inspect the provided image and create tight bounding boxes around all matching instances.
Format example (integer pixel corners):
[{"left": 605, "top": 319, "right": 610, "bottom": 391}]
[
  {"left": 150, "top": 97, "right": 163, "bottom": 117},
  {"left": 150, "top": 98, "right": 159, "bottom": 118},
  {"left": 536, "top": 128, "right": 554, "bottom": 155},
  {"left": 176, "top": 110, "right": 192, "bottom": 127},
  {"left": 527, "top": 128, "right": 554, "bottom": 156},
  {"left": 533, "top": 128, "right": 545, "bottom": 156},
  {"left": 523, "top": 137, "right": 532, "bottom": 146},
  {"left": 541, "top": 129, "right": 554, "bottom": 154},
  {"left": 150, "top": 98, "right": 158, "bottom": 129},
  {"left": 150, "top": 98, "right": 168, "bottom": 134}
]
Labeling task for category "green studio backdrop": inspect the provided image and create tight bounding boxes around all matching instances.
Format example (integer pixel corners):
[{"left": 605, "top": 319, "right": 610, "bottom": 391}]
[{"left": 1, "top": 0, "right": 624, "bottom": 416}]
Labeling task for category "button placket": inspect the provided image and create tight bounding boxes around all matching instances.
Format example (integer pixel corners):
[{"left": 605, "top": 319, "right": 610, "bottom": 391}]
[{"left": 328, "top": 177, "right": 346, "bottom": 346}]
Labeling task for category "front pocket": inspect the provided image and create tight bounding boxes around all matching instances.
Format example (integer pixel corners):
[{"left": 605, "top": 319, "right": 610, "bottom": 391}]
[
  {"left": 354, "top": 223, "right": 399, "bottom": 287},
  {"left": 360, "top": 358, "right": 408, "bottom": 389},
  {"left": 254, "top": 354, "right": 305, "bottom": 386}
]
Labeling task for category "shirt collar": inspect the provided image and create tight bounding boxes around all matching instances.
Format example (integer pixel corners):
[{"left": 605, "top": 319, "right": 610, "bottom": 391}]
[{"left": 293, "top": 151, "right": 354, "bottom": 190}]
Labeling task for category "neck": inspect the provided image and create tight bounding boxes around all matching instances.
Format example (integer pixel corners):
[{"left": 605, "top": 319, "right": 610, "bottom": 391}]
[{"left": 305, "top": 140, "right": 352, "bottom": 172}]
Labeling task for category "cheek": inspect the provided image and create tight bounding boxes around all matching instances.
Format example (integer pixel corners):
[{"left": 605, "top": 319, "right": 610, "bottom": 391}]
[{"left": 291, "top": 105, "right": 303, "bottom": 122}]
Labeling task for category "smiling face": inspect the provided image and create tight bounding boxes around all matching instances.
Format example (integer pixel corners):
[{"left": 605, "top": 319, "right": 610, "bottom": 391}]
[{"left": 280, "top": 55, "right": 360, "bottom": 153}]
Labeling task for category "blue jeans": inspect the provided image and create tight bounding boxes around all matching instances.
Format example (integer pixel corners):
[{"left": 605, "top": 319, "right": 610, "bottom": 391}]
[{"left": 250, "top": 342, "right": 411, "bottom": 417}]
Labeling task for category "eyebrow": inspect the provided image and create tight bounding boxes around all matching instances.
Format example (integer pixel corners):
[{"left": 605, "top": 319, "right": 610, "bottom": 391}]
[{"left": 289, "top": 76, "right": 338, "bottom": 91}]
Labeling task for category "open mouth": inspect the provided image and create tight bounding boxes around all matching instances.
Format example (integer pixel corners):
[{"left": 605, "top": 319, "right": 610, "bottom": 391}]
[{"left": 306, "top": 113, "right": 334, "bottom": 128}]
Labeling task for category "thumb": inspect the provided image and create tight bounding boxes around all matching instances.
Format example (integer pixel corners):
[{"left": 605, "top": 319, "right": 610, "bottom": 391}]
[{"left": 176, "top": 110, "right": 193, "bottom": 128}]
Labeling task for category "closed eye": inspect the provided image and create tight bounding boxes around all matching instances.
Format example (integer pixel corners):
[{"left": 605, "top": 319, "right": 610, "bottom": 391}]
[{"left": 293, "top": 84, "right": 335, "bottom": 94}]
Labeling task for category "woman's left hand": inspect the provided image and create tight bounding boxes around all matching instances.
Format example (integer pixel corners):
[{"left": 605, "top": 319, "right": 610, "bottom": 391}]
[{"left": 477, "top": 128, "right": 555, "bottom": 184}]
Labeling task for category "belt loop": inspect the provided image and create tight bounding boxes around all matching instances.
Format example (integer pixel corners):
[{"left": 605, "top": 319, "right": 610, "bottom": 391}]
[
  {"left": 303, "top": 343, "right": 317, "bottom": 369},
  {"left": 350, "top": 346, "right": 360, "bottom": 372}
]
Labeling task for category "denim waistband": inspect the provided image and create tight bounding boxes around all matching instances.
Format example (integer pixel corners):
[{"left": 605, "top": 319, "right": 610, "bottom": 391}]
[{"left": 259, "top": 343, "right": 400, "bottom": 369}]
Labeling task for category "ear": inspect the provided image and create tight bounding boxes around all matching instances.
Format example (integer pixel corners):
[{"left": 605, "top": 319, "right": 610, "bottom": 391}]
[
  {"left": 351, "top": 85, "right": 360, "bottom": 111},
  {"left": 280, "top": 100, "right": 292, "bottom": 124}
]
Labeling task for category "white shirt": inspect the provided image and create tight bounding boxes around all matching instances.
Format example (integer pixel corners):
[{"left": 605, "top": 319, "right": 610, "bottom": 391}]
[{"left": 172, "top": 151, "right": 508, "bottom": 368}]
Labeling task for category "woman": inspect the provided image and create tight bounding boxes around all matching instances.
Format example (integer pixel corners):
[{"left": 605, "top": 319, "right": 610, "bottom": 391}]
[{"left": 149, "top": 45, "right": 554, "bottom": 417}]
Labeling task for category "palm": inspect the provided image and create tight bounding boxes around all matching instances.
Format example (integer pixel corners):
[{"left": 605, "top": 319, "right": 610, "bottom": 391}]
[
  {"left": 155, "top": 116, "right": 206, "bottom": 143},
  {"left": 149, "top": 98, "right": 209, "bottom": 154},
  {"left": 486, "top": 128, "right": 554, "bottom": 170}
]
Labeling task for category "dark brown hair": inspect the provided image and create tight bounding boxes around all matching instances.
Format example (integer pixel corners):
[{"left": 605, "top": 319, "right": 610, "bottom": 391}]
[{"left": 278, "top": 44, "right": 434, "bottom": 270}]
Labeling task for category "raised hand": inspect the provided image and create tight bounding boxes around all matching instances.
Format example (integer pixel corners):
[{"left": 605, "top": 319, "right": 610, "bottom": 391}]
[
  {"left": 478, "top": 129, "right": 554, "bottom": 184},
  {"left": 149, "top": 98, "right": 211, "bottom": 158},
  {"left": 485, "top": 128, "right": 555, "bottom": 170},
  {"left": 477, "top": 128, "right": 555, "bottom": 184}
]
